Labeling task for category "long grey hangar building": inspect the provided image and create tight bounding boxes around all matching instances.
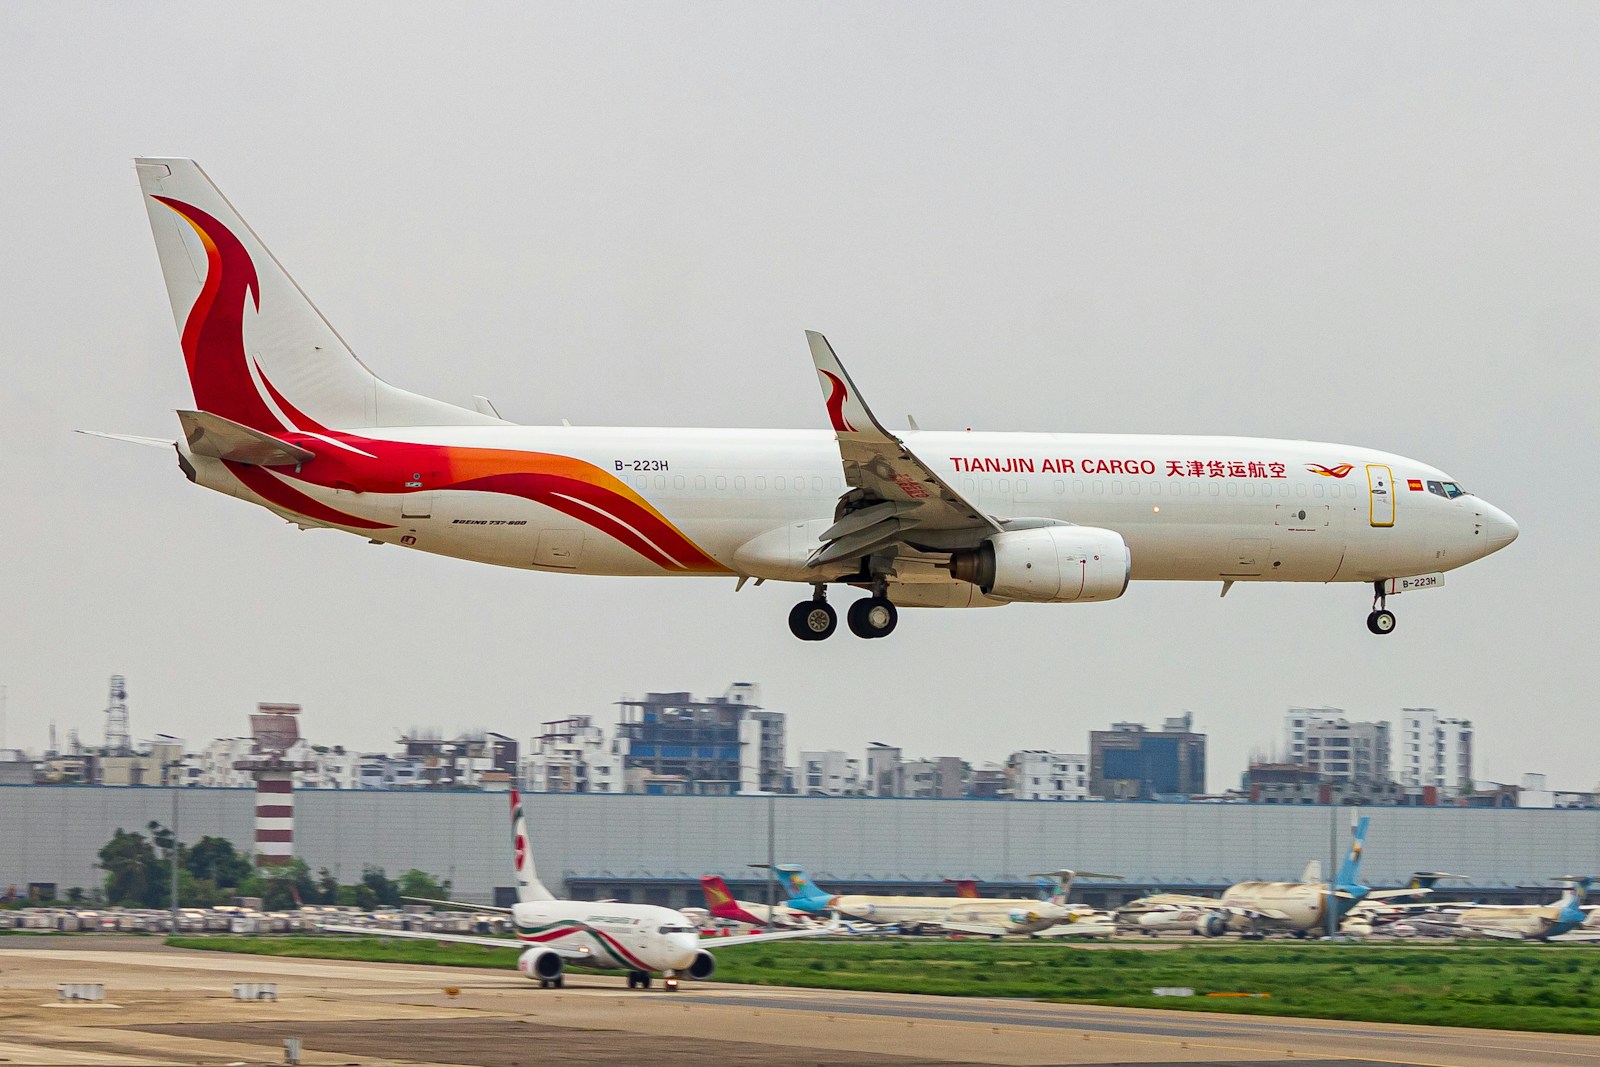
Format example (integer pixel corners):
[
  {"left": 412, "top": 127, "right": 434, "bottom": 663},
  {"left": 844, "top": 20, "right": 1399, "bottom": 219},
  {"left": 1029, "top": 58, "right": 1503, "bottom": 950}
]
[{"left": 2, "top": 785, "right": 1594, "bottom": 908}]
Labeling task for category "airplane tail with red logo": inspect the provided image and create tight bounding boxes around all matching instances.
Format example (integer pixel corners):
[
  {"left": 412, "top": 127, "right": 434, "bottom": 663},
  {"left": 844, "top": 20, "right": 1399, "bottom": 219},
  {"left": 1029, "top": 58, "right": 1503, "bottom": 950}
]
[
  {"left": 134, "top": 157, "right": 502, "bottom": 435},
  {"left": 510, "top": 790, "right": 554, "bottom": 903},
  {"left": 699, "top": 876, "right": 762, "bottom": 925}
]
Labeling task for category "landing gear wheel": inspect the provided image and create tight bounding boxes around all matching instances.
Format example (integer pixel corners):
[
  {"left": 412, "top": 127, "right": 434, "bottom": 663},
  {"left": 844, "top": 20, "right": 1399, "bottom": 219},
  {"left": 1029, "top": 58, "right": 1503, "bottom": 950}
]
[
  {"left": 1366, "top": 609, "right": 1396, "bottom": 635},
  {"left": 847, "top": 597, "right": 898, "bottom": 639},
  {"left": 788, "top": 599, "right": 837, "bottom": 641}
]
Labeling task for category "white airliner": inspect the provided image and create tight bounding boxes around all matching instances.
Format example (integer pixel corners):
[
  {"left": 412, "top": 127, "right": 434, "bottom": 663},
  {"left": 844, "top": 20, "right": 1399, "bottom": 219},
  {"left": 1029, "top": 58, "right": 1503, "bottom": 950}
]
[
  {"left": 324, "top": 791, "right": 817, "bottom": 989},
  {"left": 772, "top": 865, "right": 1115, "bottom": 937},
  {"left": 118, "top": 158, "right": 1518, "bottom": 640}
]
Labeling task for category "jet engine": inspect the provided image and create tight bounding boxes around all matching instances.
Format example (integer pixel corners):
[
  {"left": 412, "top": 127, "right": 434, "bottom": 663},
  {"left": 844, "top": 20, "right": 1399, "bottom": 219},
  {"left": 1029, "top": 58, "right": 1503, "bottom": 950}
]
[
  {"left": 686, "top": 949, "right": 716, "bottom": 980},
  {"left": 517, "top": 947, "right": 564, "bottom": 981},
  {"left": 947, "top": 526, "right": 1130, "bottom": 603},
  {"left": 1007, "top": 909, "right": 1040, "bottom": 926},
  {"left": 1194, "top": 913, "right": 1228, "bottom": 937}
]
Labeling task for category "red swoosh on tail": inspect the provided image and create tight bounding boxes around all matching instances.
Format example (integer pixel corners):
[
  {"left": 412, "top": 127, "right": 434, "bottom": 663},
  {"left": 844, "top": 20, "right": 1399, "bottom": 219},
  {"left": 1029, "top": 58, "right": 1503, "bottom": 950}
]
[{"left": 821, "top": 371, "right": 856, "bottom": 433}]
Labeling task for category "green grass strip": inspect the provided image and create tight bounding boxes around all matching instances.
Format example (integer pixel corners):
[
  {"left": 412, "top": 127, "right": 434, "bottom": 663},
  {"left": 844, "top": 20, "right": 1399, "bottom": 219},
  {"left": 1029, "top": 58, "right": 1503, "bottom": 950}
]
[{"left": 165, "top": 935, "right": 1600, "bottom": 1035}]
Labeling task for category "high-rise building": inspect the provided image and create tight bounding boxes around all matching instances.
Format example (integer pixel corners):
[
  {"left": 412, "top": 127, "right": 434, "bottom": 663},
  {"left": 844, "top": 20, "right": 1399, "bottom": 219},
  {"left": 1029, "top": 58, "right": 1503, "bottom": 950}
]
[
  {"left": 523, "top": 716, "right": 628, "bottom": 794},
  {"left": 1008, "top": 750, "right": 1090, "bottom": 801},
  {"left": 798, "top": 750, "right": 862, "bottom": 796},
  {"left": 864, "top": 742, "right": 902, "bottom": 797},
  {"left": 1400, "top": 708, "right": 1473, "bottom": 796},
  {"left": 1283, "top": 707, "right": 1347, "bottom": 765},
  {"left": 1089, "top": 713, "right": 1206, "bottom": 800},
  {"left": 616, "top": 684, "right": 785, "bottom": 796},
  {"left": 1301, "top": 718, "right": 1391, "bottom": 785}
]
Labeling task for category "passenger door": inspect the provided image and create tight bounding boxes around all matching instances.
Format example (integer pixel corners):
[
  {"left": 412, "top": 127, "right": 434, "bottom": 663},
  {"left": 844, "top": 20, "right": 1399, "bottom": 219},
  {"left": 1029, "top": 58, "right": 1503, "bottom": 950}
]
[{"left": 1366, "top": 464, "right": 1395, "bottom": 528}]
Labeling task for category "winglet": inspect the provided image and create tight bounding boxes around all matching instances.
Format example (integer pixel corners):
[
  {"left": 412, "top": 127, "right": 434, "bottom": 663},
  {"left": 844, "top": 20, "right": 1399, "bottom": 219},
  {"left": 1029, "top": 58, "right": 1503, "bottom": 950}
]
[{"left": 806, "top": 331, "right": 892, "bottom": 439}]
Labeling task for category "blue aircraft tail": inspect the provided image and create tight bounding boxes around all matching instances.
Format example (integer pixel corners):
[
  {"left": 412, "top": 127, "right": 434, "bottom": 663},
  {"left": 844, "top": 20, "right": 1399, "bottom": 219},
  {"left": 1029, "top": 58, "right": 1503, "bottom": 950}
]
[
  {"left": 773, "top": 865, "right": 832, "bottom": 905},
  {"left": 1334, "top": 816, "right": 1371, "bottom": 890},
  {"left": 1556, "top": 877, "right": 1593, "bottom": 924}
]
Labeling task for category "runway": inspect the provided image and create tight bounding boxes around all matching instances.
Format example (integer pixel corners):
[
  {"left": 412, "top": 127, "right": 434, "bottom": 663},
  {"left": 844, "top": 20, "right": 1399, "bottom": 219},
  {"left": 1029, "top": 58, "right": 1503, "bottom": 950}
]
[{"left": 2, "top": 939, "right": 1598, "bottom": 1066}]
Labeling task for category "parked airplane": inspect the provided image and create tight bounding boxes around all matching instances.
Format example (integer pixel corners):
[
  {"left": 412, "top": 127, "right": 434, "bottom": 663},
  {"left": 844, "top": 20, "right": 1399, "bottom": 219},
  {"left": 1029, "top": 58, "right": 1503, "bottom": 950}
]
[
  {"left": 1434, "top": 878, "right": 1600, "bottom": 942},
  {"left": 325, "top": 792, "right": 817, "bottom": 989},
  {"left": 113, "top": 158, "right": 1518, "bottom": 641},
  {"left": 770, "top": 865, "right": 1117, "bottom": 936},
  {"left": 1118, "top": 818, "right": 1403, "bottom": 937},
  {"left": 699, "top": 876, "right": 815, "bottom": 929},
  {"left": 1341, "top": 871, "right": 1462, "bottom": 934}
]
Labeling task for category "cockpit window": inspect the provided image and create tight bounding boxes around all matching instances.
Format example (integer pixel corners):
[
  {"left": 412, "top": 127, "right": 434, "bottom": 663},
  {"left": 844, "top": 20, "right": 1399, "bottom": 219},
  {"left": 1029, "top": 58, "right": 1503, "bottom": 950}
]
[
  {"left": 659, "top": 924, "right": 696, "bottom": 935},
  {"left": 1427, "top": 480, "right": 1469, "bottom": 499}
]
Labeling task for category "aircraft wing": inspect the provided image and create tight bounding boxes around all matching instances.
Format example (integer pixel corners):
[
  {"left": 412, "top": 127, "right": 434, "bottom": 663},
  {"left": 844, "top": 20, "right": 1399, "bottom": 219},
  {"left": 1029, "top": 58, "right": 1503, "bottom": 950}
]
[
  {"left": 701, "top": 925, "right": 834, "bottom": 949},
  {"left": 938, "top": 922, "right": 1011, "bottom": 937},
  {"left": 805, "top": 332, "right": 1000, "bottom": 566},
  {"left": 318, "top": 923, "right": 593, "bottom": 960},
  {"left": 1548, "top": 931, "right": 1600, "bottom": 942},
  {"left": 1364, "top": 888, "right": 1434, "bottom": 901},
  {"left": 401, "top": 895, "right": 513, "bottom": 915}
]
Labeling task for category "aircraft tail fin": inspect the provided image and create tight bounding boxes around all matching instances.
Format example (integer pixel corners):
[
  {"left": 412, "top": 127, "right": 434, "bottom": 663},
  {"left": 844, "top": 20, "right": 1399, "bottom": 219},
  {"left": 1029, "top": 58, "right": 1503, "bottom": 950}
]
[
  {"left": 134, "top": 157, "right": 502, "bottom": 434},
  {"left": 1027, "top": 870, "right": 1122, "bottom": 906},
  {"left": 509, "top": 790, "right": 555, "bottom": 903},
  {"left": 1335, "top": 816, "right": 1371, "bottom": 889},
  {"left": 772, "top": 865, "right": 831, "bottom": 903},
  {"left": 699, "top": 876, "right": 745, "bottom": 920}
]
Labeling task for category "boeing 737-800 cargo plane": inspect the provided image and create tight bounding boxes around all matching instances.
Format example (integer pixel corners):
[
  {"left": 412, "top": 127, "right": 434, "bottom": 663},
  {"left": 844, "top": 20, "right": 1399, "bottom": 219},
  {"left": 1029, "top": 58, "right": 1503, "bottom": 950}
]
[{"left": 120, "top": 158, "right": 1518, "bottom": 640}]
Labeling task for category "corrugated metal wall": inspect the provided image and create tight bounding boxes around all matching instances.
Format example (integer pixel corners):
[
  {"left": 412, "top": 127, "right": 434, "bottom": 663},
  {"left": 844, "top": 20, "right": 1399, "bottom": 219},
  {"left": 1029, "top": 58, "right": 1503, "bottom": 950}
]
[{"left": 2, "top": 785, "right": 1595, "bottom": 902}]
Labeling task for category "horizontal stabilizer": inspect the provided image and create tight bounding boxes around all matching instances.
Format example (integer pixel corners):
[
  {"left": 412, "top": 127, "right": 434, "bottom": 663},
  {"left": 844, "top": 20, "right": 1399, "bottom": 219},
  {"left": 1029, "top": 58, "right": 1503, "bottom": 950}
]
[
  {"left": 178, "top": 410, "right": 315, "bottom": 467},
  {"left": 77, "top": 429, "right": 174, "bottom": 449}
]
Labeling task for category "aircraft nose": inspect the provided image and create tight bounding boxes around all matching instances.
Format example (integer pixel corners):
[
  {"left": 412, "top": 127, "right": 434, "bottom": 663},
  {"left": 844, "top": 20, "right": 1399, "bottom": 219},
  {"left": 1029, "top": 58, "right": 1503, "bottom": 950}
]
[{"left": 1478, "top": 502, "right": 1519, "bottom": 553}]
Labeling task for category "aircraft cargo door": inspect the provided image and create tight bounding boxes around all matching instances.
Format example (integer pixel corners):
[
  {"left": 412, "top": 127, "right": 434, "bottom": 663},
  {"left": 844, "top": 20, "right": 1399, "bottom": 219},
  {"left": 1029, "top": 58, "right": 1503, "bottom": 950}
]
[{"left": 1366, "top": 465, "right": 1395, "bottom": 528}]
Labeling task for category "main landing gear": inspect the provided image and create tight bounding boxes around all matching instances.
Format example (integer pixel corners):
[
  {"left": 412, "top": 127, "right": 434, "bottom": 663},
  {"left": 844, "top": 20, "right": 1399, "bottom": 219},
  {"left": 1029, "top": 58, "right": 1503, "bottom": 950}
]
[
  {"left": 626, "top": 970, "right": 652, "bottom": 989},
  {"left": 789, "top": 585, "right": 898, "bottom": 641},
  {"left": 1367, "top": 580, "right": 1397, "bottom": 636}
]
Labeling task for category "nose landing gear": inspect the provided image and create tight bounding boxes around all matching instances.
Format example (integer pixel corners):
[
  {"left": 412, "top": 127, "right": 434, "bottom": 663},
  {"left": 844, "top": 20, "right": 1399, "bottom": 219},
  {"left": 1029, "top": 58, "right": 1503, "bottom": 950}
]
[{"left": 1367, "top": 581, "right": 1397, "bottom": 635}]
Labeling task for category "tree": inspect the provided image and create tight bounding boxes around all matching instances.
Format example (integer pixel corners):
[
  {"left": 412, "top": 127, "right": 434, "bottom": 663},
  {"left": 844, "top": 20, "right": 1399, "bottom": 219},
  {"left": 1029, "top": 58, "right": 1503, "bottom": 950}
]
[
  {"left": 186, "top": 836, "right": 252, "bottom": 889},
  {"left": 361, "top": 866, "right": 401, "bottom": 907},
  {"left": 397, "top": 869, "right": 452, "bottom": 902},
  {"left": 239, "top": 858, "right": 318, "bottom": 912},
  {"left": 315, "top": 868, "right": 340, "bottom": 905},
  {"left": 99, "top": 829, "right": 160, "bottom": 907},
  {"left": 338, "top": 883, "right": 378, "bottom": 910}
]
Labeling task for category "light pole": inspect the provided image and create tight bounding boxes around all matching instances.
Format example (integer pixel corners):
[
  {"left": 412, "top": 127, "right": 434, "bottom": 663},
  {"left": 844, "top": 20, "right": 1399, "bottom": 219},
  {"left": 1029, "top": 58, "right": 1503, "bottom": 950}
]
[
  {"left": 1325, "top": 803, "right": 1338, "bottom": 941},
  {"left": 169, "top": 785, "right": 180, "bottom": 935}
]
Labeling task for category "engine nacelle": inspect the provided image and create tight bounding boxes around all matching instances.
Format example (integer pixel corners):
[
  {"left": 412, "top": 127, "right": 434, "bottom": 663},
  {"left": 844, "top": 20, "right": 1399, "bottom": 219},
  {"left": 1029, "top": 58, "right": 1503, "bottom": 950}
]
[
  {"left": 1195, "top": 913, "right": 1228, "bottom": 937},
  {"left": 948, "top": 526, "right": 1130, "bottom": 604},
  {"left": 517, "top": 947, "right": 564, "bottom": 981},
  {"left": 686, "top": 949, "right": 716, "bottom": 980}
]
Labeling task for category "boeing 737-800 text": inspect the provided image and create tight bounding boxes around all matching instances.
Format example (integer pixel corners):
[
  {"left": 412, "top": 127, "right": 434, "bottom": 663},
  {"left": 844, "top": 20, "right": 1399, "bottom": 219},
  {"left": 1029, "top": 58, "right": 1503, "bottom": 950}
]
[{"left": 120, "top": 158, "right": 1518, "bottom": 640}]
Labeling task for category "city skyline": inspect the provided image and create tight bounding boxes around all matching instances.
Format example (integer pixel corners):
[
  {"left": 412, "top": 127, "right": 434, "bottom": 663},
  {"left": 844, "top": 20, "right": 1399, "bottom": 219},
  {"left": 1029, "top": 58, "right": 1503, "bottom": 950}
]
[{"left": 7, "top": 680, "right": 1582, "bottom": 800}]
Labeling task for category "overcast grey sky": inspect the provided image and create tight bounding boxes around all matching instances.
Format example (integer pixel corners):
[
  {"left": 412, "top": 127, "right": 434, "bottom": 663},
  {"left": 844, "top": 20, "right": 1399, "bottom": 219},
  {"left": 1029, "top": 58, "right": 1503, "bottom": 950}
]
[{"left": 2, "top": 3, "right": 1595, "bottom": 790}]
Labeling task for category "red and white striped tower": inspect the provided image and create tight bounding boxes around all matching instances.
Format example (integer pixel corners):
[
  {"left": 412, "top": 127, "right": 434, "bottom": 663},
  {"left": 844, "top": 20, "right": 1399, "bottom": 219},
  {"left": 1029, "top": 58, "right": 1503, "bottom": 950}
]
[
  {"left": 233, "top": 704, "right": 315, "bottom": 867},
  {"left": 252, "top": 769, "right": 296, "bottom": 865}
]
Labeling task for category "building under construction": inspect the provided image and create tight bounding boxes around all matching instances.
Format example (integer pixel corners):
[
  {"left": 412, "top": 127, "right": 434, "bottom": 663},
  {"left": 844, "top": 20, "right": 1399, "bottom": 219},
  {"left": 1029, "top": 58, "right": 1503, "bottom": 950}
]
[{"left": 615, "top": 683, "right": 786, "bottom": 795}]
